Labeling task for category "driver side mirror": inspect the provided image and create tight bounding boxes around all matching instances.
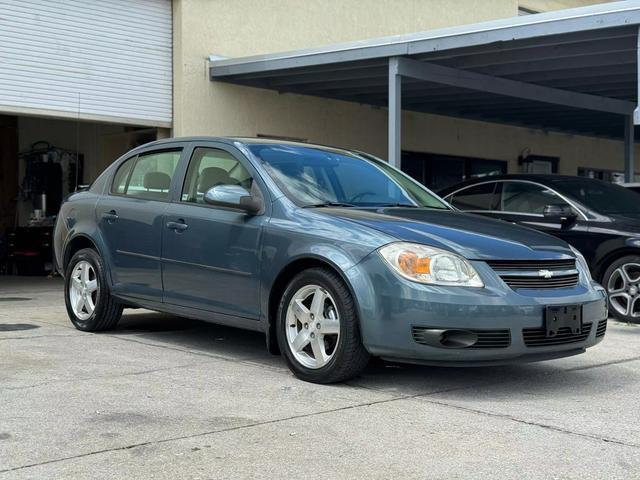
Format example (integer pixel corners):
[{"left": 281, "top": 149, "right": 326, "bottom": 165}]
[
  {"left": 204, "top": 185, "right": 263, "bottom": 214},
  {"left": 543, "top": 204, "right": 576, "bottom": 223}
]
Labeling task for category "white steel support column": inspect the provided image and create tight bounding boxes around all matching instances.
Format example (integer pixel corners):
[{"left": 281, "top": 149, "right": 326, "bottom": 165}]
[{"left": 388, "top": 57, "right": 401, "bottom": 169}]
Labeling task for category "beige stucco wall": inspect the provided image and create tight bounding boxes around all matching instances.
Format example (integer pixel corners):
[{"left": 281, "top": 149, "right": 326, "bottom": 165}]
[
  {"left": 173, "top": 0, "right": 635, "bottom": 180},
  {"left": 520, "top": 0, "right": 616, "bottom": 13}
]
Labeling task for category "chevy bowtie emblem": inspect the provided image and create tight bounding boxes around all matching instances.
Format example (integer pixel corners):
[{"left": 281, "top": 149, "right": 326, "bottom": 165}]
[{"left": 539, "top": 269, "right": 554, "bottom": 278}]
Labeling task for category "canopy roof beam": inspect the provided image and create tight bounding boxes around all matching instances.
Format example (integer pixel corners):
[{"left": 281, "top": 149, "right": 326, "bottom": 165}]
[{"left": 394, "top": 57, "right": 635, "bottom": 115}]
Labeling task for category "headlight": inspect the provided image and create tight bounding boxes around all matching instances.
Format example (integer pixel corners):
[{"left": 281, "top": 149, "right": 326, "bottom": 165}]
[
  {"left": 378, "top": 242, "right": 483, "bottom": 287},
  {"left": 570, "top": 245, "right": 592, "bottom": 281}
]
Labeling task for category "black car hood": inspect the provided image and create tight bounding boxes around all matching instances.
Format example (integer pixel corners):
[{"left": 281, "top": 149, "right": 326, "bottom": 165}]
[
  {"left": 606, "top": 214, "right": 640, "bottom": 232},
  {"left": 320, "top": 208, "right": 573, "bottom": 260}
]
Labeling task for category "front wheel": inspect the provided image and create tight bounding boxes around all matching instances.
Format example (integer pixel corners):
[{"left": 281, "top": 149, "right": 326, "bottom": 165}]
[
  {"left": 602, "top": 255, "right": 640, "bottom": 324},
  {"left": 276, "top": 268, "right": 369, "bottom": 383},
  {"left": 64, "top": 248, "right": 123, "bottom": 331}
]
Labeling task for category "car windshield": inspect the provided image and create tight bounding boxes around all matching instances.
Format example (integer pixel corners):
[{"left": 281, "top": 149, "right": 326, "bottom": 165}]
[
  {"left": 556, "top": 178, "right": 640, "bottom": 214},
  {"left": 247, "top": 143, "right": 449, "bottom": 209}
]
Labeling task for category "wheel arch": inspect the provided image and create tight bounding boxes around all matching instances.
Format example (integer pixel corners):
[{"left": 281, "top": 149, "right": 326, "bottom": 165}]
[
  {"left": 265, "top": 255, "right": 359, "bottom": 355},
  {"left": 63, "top": 234, "right": 102, "bottom": 272},
  {"left": 594, "top": 247, "right": 640, "bottom": 282}
]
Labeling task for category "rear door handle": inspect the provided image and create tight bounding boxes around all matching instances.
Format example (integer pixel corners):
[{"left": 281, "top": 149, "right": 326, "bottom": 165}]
[
  {"left": 102, "top": 210, "right": 118, "bottom": 223},
  {"left": 166, "top": 220, "right": 188, "bottom": 232}
]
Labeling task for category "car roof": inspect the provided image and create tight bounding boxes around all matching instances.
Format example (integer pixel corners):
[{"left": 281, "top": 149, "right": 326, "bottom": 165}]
[
  {"left": 438, "top": 174, "right": 597, "bottom": 195},
  {"left": 136, "top": 136, "right": 359, "bottom": 156}
]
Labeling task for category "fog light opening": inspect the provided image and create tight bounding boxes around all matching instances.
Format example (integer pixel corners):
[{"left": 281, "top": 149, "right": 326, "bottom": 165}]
[{"left": 440, "top": 330, "right": 478, "bottom": 348}]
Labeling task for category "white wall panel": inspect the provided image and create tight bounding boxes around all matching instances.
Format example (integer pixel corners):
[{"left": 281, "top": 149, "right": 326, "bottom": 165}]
[{"left": 0, "top": 0, "right": 172, "bottom": 127}]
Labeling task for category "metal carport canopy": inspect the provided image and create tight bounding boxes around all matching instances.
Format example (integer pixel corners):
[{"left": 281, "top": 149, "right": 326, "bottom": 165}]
[{"left": 210, "top": 0, "right": 640, "bottom": 180}]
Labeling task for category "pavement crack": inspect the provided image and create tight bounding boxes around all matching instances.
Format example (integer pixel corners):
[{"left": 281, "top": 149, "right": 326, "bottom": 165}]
[
  {"left": 0, "top": 394, "right": 404, "bottom": 474},
  {"left": 0, "top": 333, "right": 79, "bottom": 341},
  {"left": 3, "top": 379, "right": 638, "bottom": 475},
  {"left": 564, "top": 355, "right": 640, "bottom": 371},
  {"left": 2, "top": 363, "right": 199, "bottom": 391},
  {"left": 411, "top": 396, "right": 640, "bottom": 449}
]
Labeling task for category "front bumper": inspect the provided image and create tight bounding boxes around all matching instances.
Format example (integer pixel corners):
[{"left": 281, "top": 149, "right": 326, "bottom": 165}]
[{"left": 346, "top": 254, "right": 608, "bottom": 366}]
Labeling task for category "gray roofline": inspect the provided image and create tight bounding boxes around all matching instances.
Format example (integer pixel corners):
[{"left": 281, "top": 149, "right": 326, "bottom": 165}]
[{"left": 210, "top": 0, "right": 640, "bottom": 77}]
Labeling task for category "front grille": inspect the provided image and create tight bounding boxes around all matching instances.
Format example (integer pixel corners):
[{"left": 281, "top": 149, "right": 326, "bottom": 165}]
[
  {"left": 487, "top": 258, "right": 579, "bottom": 290},
  {"left": 486, "top": 259, "right": 576, "bottom": 271},
  {"left": 411, "top": 326, "right": 511, "bottom": 349},
  {"left": 523, "top": 322, "right": 592, "bottom": 347},
  {"left": 596, "top": 319, "right": 607, "bottom": 338},
  {"left": 499, "top": 273, "right": 579, "bottom": 289}
]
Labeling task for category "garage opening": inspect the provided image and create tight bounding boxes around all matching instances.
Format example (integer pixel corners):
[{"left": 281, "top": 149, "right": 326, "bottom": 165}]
[{"left": 0, "top": 115, "right": 159, "bottom": 276}]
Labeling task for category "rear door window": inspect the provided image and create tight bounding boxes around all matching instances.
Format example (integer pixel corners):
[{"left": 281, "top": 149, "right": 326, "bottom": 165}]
[
  {"left": 498, "top": 181, "right": 567, "bottom": 214},
  {"left": 449, "top": 182, "right": 497, "bottom": 211},
  {"left": 112, "top": 150, "right": 182, "bottom": 201}
]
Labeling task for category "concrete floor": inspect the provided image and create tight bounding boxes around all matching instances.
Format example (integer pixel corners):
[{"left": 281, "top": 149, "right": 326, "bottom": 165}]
[{"left": 1, "top": 276, "right": 639, "bottom": 479}]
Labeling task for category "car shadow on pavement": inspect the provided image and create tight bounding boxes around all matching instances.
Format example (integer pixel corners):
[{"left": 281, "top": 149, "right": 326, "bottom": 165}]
[{"left": 109, "top": 310, "right": 624, "bottom": 397}]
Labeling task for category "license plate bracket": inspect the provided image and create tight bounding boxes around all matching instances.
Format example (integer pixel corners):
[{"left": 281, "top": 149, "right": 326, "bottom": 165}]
[{"left": 545, "top": 305, "right": 582, "bottom": 337}]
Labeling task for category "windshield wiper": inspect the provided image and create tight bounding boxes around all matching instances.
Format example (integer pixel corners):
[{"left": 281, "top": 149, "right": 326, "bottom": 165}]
[
  {"left": 376, "top": 203, "right": 419, "bottom": 208},
  {"left": 303, "top": 201, "right": 355, "bottom": 208}
]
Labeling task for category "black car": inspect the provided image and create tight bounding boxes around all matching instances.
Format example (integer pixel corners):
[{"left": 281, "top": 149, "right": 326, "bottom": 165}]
[{"left": 439, "top": 175, "right": 640, "bottom": 324}]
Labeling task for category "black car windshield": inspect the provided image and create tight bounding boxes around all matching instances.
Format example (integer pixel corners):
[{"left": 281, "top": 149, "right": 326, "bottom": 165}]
[
  {"left": 555, "top": 178, "right": 640, "bottom": 214},
  {"left": 247, "top": 143, "right": 449, "bottom": 209}
]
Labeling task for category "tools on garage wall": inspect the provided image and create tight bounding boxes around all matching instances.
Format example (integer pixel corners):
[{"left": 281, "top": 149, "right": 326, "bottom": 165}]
[{"left": 18, "top": 141, "right": 84, "bottom": 225}]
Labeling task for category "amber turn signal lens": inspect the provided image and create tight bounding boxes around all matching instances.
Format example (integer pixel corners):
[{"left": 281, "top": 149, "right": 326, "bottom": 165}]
[{"left": 397, "top": 251, "right": 431, "bottom": 275}]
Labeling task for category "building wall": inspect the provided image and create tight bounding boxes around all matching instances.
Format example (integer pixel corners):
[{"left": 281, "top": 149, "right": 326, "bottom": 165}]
[
  {"left": 520, "top": 0, "right": 615, "bottom": 13},
  {"left": 173, "top": 0, "right": 635, "bottom": 181}
]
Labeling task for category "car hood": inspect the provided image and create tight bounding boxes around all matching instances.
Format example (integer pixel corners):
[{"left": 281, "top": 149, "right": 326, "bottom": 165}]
[
  {"left": 319, "top": 208, "right": 573, "bottom": 260},
  {"left": 606, "top": 214, "right": 640, "bottom": 233}
]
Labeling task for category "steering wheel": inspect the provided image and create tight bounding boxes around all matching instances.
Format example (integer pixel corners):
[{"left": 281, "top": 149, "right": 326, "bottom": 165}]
[{"left": 349, "top": 191, "right": 377, "bottom": 203}]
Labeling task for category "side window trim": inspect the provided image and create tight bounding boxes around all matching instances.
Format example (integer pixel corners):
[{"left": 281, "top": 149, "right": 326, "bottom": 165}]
[{"left": 110, "top": 154, "right": 137, "bottom": 195}]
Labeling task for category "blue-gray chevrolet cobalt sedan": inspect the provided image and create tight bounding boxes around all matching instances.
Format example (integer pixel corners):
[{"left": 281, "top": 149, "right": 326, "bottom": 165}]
[{"left": 54, "top": 137, "right": 608, "bottom": 383}]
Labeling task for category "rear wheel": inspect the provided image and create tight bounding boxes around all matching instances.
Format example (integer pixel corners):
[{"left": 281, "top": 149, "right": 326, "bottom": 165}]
[
  {"left": 64, "top": 248, "right": 123, "bottom": 331},
  {"left": 276, "top": 268, "right": 369, "bottom": 383},
  {"left": 603, "top": 255, "right": 640, "bottom": 324}
]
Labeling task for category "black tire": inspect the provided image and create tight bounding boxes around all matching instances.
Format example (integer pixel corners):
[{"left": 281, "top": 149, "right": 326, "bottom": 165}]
[
  {"left": 602, "top": 255, "right": 640, "bottom": 324},
  {"left": 64, "top": 248, "right": 123, "bottom": 331},
  {"left": 276, "top": 267, "right": 369, "bottom": 383}
]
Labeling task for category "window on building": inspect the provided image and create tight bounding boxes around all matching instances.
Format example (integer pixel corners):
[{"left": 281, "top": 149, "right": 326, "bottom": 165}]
[
  {"left": 518, "top": 6, "right": 539, "bottom": 15},
  {"left": 401, "top": 152, "right": 507, "bottom": 192},
  {"left": 578, "top": 167, "right": 640, "bottom": 184}
]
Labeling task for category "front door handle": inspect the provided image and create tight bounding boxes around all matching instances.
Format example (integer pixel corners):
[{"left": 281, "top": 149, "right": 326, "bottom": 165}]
[
  {"left": 102, "top": 210, "right": 118, "bottom": 223},
  {"left": 166, "top": 220, "right": 188, "bottom": 232}
]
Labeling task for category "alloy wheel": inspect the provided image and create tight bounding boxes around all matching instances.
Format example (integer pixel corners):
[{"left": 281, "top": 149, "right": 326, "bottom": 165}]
[
  {"left": 607, "top": 262, "right": 640, "bottom": 318},
  {"left": 285, "top": 284, "right": 341, "bottom": 369},
  {"left": 69, "top": 260, "right": 98, "bottom": 320}
]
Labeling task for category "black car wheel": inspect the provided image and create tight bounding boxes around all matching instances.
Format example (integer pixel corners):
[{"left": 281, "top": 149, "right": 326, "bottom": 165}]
[
  {"left": 276, "top": 267, "right": 370, "bottom": 384},
  {"left": 603, "top": 255, "right": 640, "bottom": 324},
  {"left": 64, "top": 248, "right": 123, "bottom": 331}
]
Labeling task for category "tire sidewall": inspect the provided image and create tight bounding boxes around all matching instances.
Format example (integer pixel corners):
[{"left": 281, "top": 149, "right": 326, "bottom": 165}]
[
  {"left": 64, "top": 248, "right": 108, "bottom": 331},
  {"left": 603, "top": 255, "right": 640, "bottom": 324},
  {"left": 276, "top": 269, "right": 353, "bottom": 381}
]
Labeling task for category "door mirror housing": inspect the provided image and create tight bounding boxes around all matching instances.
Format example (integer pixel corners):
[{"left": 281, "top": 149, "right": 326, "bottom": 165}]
[
  {"left": 543, "top": 204, "right": 576, "bottom": 222},
  {"left": 204, "top": 185, "right": 263, "bottom": 214}
]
